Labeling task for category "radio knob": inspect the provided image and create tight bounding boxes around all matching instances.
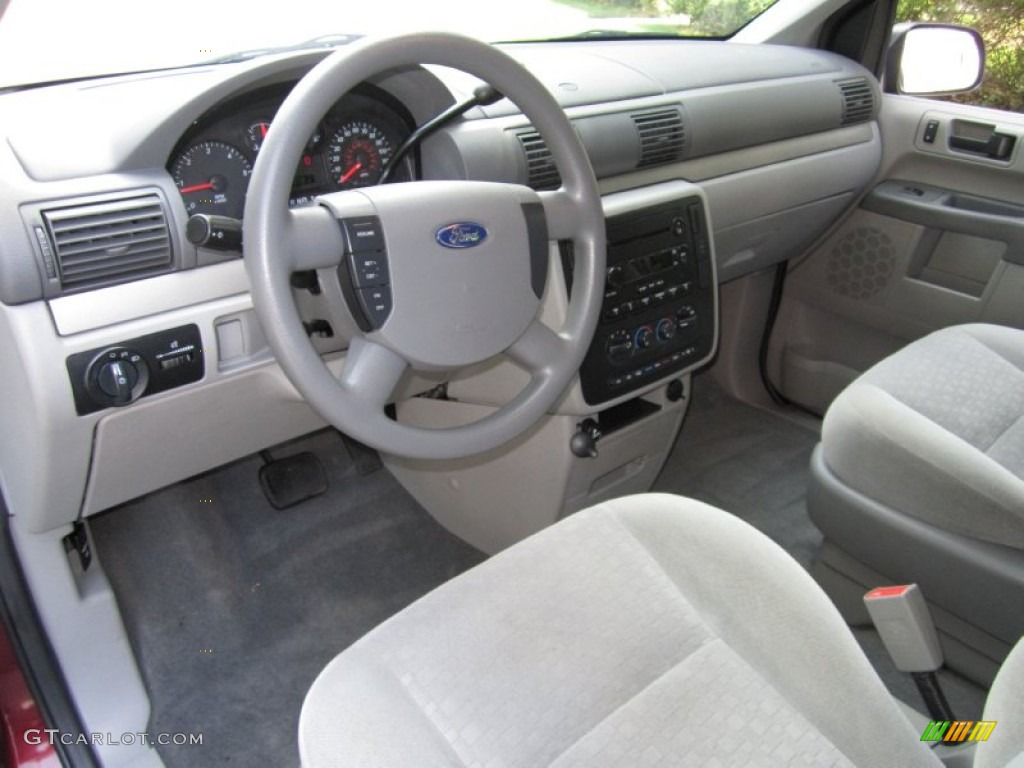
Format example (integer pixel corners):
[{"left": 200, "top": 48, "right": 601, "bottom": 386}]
[
  {"left": 634, "top": 325, "right": 655, "bottom": 350},
  {"left": 656, "top": 317, "right": 677, "bottom": 343},
  {"left": 606, "top": 265, "right": 625, "bottom": 287}
]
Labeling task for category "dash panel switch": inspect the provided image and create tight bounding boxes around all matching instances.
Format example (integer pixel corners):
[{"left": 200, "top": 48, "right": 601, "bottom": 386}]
[{"left": 216, "top": 319, "right": 245, "bottom": 362}]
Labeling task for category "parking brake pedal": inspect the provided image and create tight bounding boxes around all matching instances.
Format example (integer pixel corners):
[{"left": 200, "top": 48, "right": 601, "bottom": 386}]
[
  {"left": 864, "top": 584, "right": 955, "bottom": 722},
  {"left": 258, "top": 451, "right": 328, "bottom": 510}
]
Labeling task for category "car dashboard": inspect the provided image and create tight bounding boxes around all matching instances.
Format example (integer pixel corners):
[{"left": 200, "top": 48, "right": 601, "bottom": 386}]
[{"left": 0, "top": 38, "right": 882, "bottom": 531}]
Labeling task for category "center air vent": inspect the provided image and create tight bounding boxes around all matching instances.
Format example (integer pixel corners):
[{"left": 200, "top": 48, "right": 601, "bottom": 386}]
[
  {"left": 838, "top": 78, "right": 876, "bottom": 125},
  {"left": 633, "top": 108, "right": 685, "bottom": 167},
  {"left": 517, "top": 130, "right": 561, "bottom": 191},
  {"left": 42, "top": 194, "right": 173, "bottom": 291}
]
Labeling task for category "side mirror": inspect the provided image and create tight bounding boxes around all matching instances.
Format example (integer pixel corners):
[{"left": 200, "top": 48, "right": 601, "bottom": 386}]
[{"left": 885, "top": 23, "right": 984, "bottom": 95}]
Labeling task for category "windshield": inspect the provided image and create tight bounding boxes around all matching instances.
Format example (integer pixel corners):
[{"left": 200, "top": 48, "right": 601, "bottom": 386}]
[{"left": 0, "top": 0, "right": 775, "bottom": 89}]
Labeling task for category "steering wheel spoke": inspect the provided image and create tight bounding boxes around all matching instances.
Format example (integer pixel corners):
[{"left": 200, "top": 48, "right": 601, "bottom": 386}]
[
  {"left": 284, "top": 206, "right": 345, "bottom": 271},
  {"left": 338, "top": 337, "right": 409, "bottom": 410},
  {"left": 505, "top": 319, "right": 568, "bottom": 378},
  {"left": 538, "top": 189, "right": 584, "bottom": 241}
]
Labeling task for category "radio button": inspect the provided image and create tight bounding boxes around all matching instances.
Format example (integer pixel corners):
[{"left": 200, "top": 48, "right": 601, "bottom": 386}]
[
  {"left": 677, "top": 305, "right": 697, "bottom": 328},
  {"left": 605, "top": 330, "right": 633, "bottom": 366}
]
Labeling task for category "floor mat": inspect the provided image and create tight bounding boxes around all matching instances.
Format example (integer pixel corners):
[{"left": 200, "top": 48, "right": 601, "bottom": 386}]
[
  {"left": 653, "top": 375, "right": 988, "bottom": 720},
  {"left": 89, "top": 429, "right": 486, "bottom": 768},
  {"left": 653, "top": 376, "right": 822, "bottom": 569}
]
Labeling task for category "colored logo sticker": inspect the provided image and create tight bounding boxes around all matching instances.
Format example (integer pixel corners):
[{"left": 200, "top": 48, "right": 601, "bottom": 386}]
[
  {"left": 921, "top": 721, "right": 997, "bottom": 743},
  {"left": 436, "top": 222, "right": 488, "bottom": 249}
]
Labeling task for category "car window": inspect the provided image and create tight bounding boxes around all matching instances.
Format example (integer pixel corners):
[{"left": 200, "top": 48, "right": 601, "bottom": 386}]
[
  {"left": 895, "top": 0, "right": 1023, "bottom": 113},
  {"left": 0, "top": 0, "right": 776, "bottom": 90}
]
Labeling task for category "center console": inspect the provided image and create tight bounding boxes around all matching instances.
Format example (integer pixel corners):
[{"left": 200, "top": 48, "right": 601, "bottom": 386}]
[
  {"left": 573, "top": 196, "right": 717, "bottom": 405},
  {"left": 388, "top": 186, "right": 720, "bottom": 554}
]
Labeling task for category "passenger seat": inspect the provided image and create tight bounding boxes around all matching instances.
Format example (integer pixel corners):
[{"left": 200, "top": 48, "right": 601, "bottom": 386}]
[{"left": 809, "top": 323, "right": 1024, "bottom": 685}]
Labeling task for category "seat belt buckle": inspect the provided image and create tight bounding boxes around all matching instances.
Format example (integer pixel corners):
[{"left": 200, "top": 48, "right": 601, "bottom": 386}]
[
  {"left": 863, "top": 584, "right": 943, "bottom": 673},
  {"left": 864, "top": 584, "right": 958, "bottom": 723}
]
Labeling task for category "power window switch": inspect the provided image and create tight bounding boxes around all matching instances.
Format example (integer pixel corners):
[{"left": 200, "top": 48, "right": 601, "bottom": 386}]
[{"left": 923, "top": 119, "right": 940, "bottom": 144}]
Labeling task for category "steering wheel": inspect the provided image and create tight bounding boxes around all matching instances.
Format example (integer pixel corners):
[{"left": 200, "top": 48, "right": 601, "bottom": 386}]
[{"left": 243, "top": 32, "right": 605, "bottom": 460}]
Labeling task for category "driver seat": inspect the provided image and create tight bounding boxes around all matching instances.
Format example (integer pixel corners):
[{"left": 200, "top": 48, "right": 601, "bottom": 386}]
[{"left": 299, "top": 494, "right": 1023, "bottom": 766}]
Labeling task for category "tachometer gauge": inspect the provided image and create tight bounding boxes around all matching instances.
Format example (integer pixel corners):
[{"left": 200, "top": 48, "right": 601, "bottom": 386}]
[
  {"left": 171, "top": 141, "right": 252, "bottom": 219},
  {"left": 327, "top": 120, "right": 395, "bottom": 189}
]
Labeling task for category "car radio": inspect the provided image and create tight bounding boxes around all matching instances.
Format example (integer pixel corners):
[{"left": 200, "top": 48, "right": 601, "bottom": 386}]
[{"left": 572, "top": 197, "right": 716, "bottom": 405}]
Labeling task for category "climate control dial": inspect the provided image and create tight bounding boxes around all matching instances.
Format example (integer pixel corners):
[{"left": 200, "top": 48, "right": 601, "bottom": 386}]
[
  {"left": 656, "top": 317, "right": 677, "bottom": 343},
  {"left": 634, "top": 325, "right": 655, "bottom": 350}
]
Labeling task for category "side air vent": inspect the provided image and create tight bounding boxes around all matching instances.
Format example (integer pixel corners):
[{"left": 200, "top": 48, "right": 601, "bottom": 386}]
[
  {"left": 517, "top": 130, "right": 561, "bottom": 191},
  {"left": 838, "top": 78, "right": 876, "bottom": 125},
  {"left": 42, "top": 194, "right": 173, "bottom": 290},
  {"left": 632, "top": 108, "right": 685, "bottom": 167}
]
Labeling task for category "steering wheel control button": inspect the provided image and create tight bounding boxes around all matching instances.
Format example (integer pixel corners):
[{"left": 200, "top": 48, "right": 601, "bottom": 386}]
[
  {"left": 357, "top": 287, "right": 393, "bottom": 329},
  {"left": 347, "top": 253, "right": 390, "bottom": 288},
  {"left": 341, "top": 217, "right": 385, "bottom": 253}
]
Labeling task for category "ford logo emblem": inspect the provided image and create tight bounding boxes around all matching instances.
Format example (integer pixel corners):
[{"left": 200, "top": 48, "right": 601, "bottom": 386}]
[{"left": 436, "top": 222, "right": 488, "bottom": 249}]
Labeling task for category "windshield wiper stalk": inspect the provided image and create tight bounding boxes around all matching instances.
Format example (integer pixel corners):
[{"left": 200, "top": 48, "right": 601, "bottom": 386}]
[{"left": 379, "top": 84, "right": 503, "bottom": 184}]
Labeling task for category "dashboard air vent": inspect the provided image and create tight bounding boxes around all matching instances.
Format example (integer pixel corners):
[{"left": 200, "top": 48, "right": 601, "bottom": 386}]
[
  {"left": 42, "top": 194, "right": 172, "bottom": 290},
  {"left": 633, "top": 108, "right": 685, "bottom": 167},
  {"left": 517, "top": 130, "right": 561, "bottom": 191},
  {"left": 838, "top": 78, "right": 876, "bottom": 125}
]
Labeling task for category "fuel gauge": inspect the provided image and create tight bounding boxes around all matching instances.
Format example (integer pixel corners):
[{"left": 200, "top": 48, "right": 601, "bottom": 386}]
[
  {"left": 245, "top": 121, "right": 272, "bottom": 153},
  {"left": 246, "top": 122, "right": 323, "bottom": 154}
]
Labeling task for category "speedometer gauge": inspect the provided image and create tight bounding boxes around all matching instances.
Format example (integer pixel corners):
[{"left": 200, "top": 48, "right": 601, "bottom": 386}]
[
  {"left": 326, "top": 121, "right": 395, "bottom": 189},
  {"left": 171, "top": 140, "right": 252, "bottom": 219}
]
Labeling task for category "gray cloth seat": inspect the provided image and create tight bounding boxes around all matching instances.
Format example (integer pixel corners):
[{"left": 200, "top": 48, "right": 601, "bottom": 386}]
[
  {"left": 809, "top": 323, "right": 1024, "bottom": 685},
  {"left": 299, "top": 493, "right": 1023, "bottom": 766}
]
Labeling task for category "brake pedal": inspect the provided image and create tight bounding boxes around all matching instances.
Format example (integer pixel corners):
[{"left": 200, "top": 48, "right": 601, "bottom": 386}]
[{"left": 258, "top": 451, "right": 328, "bottom": 509}]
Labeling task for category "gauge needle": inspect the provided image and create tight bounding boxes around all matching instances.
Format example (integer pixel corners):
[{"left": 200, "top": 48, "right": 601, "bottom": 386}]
[
  {"left": 179, "top": 181, "right": 215, "bottom": 194},
  {"left": 339, "top": 163, "right": 363, "bottom": 184}
]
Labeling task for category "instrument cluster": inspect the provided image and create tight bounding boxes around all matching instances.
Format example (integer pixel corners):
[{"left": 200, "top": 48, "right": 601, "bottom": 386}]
[{"left": 168, "top": 83, "right": 415, "bottom": 219}]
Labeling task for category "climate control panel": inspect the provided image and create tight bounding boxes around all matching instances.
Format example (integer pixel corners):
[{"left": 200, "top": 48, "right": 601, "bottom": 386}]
[
  {"left": 574, "top": 197, "right": 716, "bottom": 405},
  {"left": 66, "top": 324, "right": 204, "bottom": 415}
]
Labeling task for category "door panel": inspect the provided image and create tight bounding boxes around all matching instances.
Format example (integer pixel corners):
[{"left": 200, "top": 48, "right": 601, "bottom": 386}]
[{"left": 768, "top": 94, "right": 1024, "bottom": 413}]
